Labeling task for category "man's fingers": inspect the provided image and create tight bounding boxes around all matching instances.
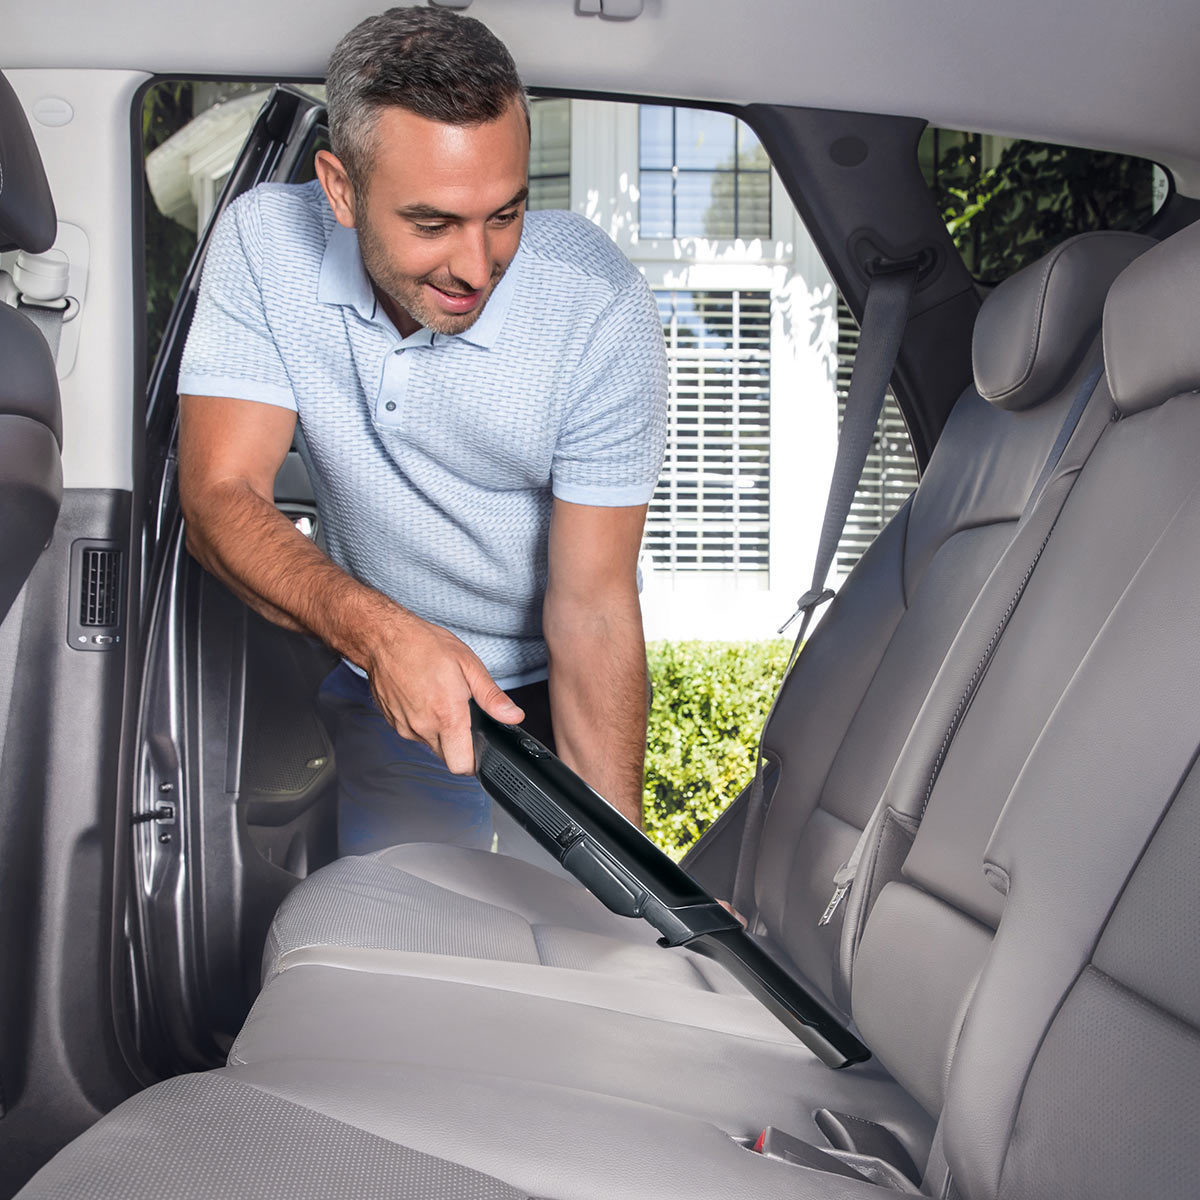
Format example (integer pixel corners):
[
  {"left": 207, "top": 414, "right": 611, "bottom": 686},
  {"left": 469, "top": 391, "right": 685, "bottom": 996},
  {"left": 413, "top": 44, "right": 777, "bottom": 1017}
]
[{"left": 439, "top": 717, "right": 476, "bottom": 776}]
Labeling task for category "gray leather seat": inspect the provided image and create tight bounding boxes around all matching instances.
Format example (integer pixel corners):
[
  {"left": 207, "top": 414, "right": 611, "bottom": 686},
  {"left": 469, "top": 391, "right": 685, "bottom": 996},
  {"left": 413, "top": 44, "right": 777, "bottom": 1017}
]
[
  {"left": 25, "top": 225, "right": 1200, "bottom": 1199},
  {"left": 261, "top": 231, "right": 1151, "bottom": 1012},
  {"left": 0, "top": 70, "right": 63, "bottom": 627}
]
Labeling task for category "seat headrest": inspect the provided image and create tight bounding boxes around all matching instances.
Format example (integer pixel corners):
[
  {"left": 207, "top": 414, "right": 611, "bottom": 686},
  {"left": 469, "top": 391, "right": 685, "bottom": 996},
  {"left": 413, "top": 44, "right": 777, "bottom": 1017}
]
[
  {"left": 0, "top": 305, "right": 61, "bottom": 446},
  {"left": 973, "top": 231, "right": 1153, "bottom": 412},
  {"left": 0, "top": 70, "right": 57, "bottom": 254},
  {"left": 1103, "top": 219, "right": 1200, "bottom": 417}
]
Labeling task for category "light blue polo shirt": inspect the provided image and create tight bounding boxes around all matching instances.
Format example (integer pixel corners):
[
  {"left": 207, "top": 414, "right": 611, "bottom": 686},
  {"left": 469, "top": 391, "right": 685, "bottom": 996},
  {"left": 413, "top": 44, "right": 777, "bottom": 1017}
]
[{"left": 178, "top": 180, "right": 668, "bottom": 688}]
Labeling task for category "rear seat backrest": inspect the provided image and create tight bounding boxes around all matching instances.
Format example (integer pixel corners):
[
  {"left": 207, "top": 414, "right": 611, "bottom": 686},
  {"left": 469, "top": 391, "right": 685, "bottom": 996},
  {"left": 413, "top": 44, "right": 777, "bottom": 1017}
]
[
  {"left": 846, "top": 227, "right": 1200, "bottom": 1121},
  {"left": 943, "top": 222, "right": 1200, "bottom": 1200},
  {"left": 750, "top": 232, "right": 1151, "bottom": 1003}
]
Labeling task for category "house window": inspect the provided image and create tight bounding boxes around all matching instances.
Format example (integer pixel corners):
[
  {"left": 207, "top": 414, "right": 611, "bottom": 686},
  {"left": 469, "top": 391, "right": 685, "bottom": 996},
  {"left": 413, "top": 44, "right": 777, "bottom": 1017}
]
[
  {"left": 834, "top": 296, "right": 919, "bottom": 574},
  {"left": 638, "top": 106, "right": 771, "bottom": 240},
  {"left": 644, "top": 290, "right": 772, "bottom": 579},
  {"left": 529, "top": 98, "right": 571, "bottom": 210}
]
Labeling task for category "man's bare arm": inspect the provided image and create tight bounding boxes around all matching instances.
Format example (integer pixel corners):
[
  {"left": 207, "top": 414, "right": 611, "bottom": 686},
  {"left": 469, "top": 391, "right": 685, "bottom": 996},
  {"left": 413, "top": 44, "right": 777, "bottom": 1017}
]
[
  {"left": 178, "top": 394, "right": 522, "bottom": 772},
  {"left": 543, "top": 499, "right": 650, "bottom": 826}
]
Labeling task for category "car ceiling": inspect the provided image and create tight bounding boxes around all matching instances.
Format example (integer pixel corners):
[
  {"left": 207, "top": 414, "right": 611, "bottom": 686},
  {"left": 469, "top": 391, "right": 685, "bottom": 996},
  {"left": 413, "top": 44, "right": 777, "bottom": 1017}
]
[{"left": 8, "top": 0, "right": 1200, "bottom": 195}]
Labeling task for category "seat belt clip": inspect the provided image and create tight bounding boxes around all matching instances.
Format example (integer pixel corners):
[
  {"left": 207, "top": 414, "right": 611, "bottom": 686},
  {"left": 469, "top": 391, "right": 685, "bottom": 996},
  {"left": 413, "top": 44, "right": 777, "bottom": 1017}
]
[
  {"left": 818, "top": 882, "right": 850, "bottom": 927},
  {"left": 864, "top": 248, "right": 934, "bottom": 279},
  {"left": 778, "top": 588, "right": 835, "bottom": 636},
  {"left": 818, "top": 858, "right": 857, "bottom": 927}
]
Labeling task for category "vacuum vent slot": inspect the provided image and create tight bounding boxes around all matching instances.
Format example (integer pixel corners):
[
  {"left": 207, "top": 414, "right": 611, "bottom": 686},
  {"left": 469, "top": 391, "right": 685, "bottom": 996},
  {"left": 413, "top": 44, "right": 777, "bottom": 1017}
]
[{"left": 480, "top": 749, "right": 575, "bottom": 842}]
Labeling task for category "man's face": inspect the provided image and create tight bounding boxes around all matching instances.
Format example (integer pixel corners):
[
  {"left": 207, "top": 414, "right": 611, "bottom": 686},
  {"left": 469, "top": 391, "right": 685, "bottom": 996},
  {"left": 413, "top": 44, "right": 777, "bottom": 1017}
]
[{"left": 337, "top": 101, "right": 529, "bottom": 337}]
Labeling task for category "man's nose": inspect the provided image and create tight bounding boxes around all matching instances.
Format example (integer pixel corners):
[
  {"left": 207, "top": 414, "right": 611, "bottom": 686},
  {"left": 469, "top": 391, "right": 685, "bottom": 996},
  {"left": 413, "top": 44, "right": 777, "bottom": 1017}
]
[{"left": 448, "top": 226, "right": 492, "bottom": 292}]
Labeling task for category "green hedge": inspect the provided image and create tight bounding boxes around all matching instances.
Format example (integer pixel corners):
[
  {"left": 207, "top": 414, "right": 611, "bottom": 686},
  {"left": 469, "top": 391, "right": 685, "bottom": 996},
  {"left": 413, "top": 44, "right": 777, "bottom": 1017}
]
[{"left": 643, "top": 640, "right": 792, "bottom": 859}]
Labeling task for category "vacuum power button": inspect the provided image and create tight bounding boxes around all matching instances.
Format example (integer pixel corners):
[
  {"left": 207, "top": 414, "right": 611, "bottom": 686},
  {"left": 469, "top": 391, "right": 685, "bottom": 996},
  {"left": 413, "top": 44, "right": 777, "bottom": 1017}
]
[{"left": 520, "top": 737, "right": 551, "bottom": 759}]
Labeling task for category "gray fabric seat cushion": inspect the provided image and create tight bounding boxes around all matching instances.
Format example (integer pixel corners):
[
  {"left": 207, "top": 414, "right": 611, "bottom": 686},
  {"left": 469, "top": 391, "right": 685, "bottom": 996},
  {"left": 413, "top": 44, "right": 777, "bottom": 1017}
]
[
  {"left": 265, "top": 843, "right": 743, "bottom": 995},
  {"left": 14, "top": 1071, "right": 532, "bottom": 1200},
  {"left": 18, "top": 1060, "right": 899, "bottom": 1200},
  {"left": 234, "top": 956, "right": 934, "bottom": 1168}
]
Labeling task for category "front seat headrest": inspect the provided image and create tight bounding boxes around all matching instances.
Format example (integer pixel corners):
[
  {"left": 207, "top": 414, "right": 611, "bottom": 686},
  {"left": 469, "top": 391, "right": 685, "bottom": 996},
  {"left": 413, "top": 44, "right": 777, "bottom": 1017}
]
[
  {"left": 0, "top": 70, "right": 57, "bottom": 254},
  {"left": 1103, "top": 218, "right": 1200, "bottom": 417},
  {"left": 0, "top": 303, "right": 62, "bottom": 444},
  {"left": 973, "top": 230, "right": 1154, "bottom": 411}
]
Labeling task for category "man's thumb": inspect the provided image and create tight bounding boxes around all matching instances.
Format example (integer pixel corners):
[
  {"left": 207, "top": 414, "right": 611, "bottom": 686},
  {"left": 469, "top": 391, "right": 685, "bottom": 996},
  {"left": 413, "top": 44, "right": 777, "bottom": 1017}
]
[{"left": 470, "top": 672, "right": 524, "bottom": 725}]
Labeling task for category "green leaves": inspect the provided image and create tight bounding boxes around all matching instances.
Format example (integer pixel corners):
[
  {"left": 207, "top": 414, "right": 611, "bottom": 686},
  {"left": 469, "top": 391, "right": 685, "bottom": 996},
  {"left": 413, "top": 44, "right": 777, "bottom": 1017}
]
[
  {"left": 642, "top": 640, "right": 791, "bottom": 860},
  {"left": 926, "top": 132, "right": 1155, "bottom": 282}
]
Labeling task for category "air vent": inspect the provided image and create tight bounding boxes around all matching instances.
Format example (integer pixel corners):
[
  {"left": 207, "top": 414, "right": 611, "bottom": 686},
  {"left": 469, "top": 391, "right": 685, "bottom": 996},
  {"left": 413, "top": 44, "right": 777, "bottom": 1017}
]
[
  {"left": 80, "top": 548, "right": 121, "bottom": 627},
  {"left": 68, "top": 539, "right": 125, "bottom": 651}
]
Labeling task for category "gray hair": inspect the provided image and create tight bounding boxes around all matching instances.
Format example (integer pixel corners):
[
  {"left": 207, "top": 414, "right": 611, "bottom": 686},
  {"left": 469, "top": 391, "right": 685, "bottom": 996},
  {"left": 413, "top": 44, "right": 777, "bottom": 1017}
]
[{"left": 326, "top": 7, "right": 528, "bottom": 192}]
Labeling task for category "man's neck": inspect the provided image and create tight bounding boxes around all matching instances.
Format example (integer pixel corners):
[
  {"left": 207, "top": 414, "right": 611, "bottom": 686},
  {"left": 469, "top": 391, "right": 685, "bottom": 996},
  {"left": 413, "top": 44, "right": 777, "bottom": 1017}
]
[{"left": 376, "top": 286, "right": 422, "bottom": 339}]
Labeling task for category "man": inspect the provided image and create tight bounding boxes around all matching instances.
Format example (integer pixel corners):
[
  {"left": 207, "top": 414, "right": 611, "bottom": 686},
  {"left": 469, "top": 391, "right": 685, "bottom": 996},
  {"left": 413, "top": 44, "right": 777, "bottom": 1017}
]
[{"left": 177, "top": 7, "right": 667, "bottom": 855}]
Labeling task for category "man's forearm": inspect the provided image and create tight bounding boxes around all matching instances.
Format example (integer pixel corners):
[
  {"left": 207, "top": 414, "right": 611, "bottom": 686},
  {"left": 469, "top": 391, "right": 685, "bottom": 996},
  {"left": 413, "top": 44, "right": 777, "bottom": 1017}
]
[
  {"left": 183, "top": 477, "right": 403, "bottom": 667},
  {"left": 545, "top": 594, "right": 649, "bottom": 826}
]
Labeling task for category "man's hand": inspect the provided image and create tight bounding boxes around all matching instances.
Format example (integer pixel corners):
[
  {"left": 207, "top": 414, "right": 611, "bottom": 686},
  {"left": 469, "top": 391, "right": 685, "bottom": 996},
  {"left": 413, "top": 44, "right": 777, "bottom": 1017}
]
[
  {"left": 363, "top": 611, "right": 523, "bottom": 774},
  {"left": 179, "top": 393, "right": 520, "bottom": 773}
]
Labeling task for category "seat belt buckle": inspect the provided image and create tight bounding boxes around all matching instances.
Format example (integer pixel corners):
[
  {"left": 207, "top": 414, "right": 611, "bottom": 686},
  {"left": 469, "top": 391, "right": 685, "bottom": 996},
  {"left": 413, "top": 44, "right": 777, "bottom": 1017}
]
[{"left": 778, "top": 588, "right": 835, "bottom": 636}]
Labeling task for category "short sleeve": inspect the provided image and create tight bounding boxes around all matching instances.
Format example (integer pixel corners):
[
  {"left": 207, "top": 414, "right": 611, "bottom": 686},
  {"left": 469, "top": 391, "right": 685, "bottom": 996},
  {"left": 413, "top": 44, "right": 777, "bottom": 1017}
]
[
  {"left": 551, "top": 277, "right": 668, "bottom": 507},
  {"left": 177, "top": 194, "right": 297, "bottom": 411}
]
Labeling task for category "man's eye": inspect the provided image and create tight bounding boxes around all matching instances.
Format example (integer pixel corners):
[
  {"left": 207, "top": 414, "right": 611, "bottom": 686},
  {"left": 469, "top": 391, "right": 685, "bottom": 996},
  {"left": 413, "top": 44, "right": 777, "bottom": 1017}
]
[
  {"left": 415, "top": 223, "right": 447, "bottom": 235},
  {"left": 491, "top": 210, "right": 520, "bottom": 226}
]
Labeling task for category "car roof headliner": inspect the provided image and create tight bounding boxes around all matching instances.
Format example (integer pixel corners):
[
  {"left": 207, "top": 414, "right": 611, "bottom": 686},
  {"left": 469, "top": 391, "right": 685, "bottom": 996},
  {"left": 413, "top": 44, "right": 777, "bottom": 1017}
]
[{"left": 10, "top": 0, "right": 1200, "bottom": 194}]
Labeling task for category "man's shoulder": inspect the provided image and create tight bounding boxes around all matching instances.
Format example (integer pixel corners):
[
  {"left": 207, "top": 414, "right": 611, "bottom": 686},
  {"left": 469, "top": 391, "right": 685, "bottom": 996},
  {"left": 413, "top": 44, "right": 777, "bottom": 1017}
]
[
  {"left": 223, "top": 179, "right": 331, "bottom": 257},
  {"left": 518, "top": 210, "right": 642, "bottom": 299}
]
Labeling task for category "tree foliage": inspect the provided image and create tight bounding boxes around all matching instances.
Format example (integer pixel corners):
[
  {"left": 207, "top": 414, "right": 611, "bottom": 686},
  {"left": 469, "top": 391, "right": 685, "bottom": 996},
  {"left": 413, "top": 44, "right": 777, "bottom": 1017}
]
[
  {"left": 930, "top": 135, "right": 1155, "bottom": 281},
  {"left": 643, "top": 639, "right": 791, "bottom": 859}
]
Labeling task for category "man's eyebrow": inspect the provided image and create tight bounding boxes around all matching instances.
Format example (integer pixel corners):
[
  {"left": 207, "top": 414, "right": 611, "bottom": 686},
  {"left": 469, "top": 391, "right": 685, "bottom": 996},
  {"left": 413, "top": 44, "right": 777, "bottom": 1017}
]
[
  {"left": 395, "top": 203, "right": 459, "bottom": 221},
  {"left": 395, "top": 188, "right": 529, "bottom": 223},
  {"left": 492, "top": 187, "right": 529, "bottom": 216}
]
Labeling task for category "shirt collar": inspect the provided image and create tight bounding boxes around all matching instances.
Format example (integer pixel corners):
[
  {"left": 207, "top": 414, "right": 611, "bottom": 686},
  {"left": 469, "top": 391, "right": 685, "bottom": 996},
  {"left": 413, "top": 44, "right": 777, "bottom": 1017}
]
[
  {"left": 317, "top": 222, "right": 521, "bottom": 350},
  {"left": 317, "top": 222, "right": 377, "bottom": 322}
]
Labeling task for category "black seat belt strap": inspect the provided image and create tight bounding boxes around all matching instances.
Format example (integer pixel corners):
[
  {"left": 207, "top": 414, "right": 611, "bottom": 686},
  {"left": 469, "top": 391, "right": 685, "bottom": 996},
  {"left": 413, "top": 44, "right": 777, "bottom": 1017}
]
[
  {"left": 16, "top": 296, "right": 70, "bottom": 360},
  {"left": 730, "top": 259, "right": 921, "bottom": 921}
]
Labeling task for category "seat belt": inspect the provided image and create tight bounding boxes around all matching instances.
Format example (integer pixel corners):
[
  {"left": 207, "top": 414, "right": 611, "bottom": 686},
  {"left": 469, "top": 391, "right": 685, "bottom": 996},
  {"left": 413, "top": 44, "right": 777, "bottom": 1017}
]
[
  {"left": 5, "top": 249, "right": 75, "bottom": 362},
  {"left": 730, "top": 257, "right": 921, "bottom": 920},
  {"left": 816, "top": 350, "right": 1107, "bottom": 930},
  {"left": 17, "top": 296, "right": 70, "bottom": 360}
]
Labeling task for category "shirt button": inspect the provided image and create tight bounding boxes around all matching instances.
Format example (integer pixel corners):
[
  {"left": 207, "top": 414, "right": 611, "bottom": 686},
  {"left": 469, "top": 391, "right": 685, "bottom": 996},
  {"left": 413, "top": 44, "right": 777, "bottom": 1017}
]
[{"left": 385, "top": 401, "right": 397, "bottom": 412}]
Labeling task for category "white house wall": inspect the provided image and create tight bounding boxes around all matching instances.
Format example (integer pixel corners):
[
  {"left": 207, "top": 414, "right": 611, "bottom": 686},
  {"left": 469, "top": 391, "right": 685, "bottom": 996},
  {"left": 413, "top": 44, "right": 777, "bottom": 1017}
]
[{"left": 565, "top": 99, "right": 838, "bottom": 642}]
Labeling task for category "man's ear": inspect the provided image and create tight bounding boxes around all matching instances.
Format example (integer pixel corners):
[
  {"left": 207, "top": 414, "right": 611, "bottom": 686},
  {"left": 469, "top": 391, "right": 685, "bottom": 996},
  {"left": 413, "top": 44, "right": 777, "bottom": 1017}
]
[{"left": 315, "top": 149, "right": 358, "bottom": 228}]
